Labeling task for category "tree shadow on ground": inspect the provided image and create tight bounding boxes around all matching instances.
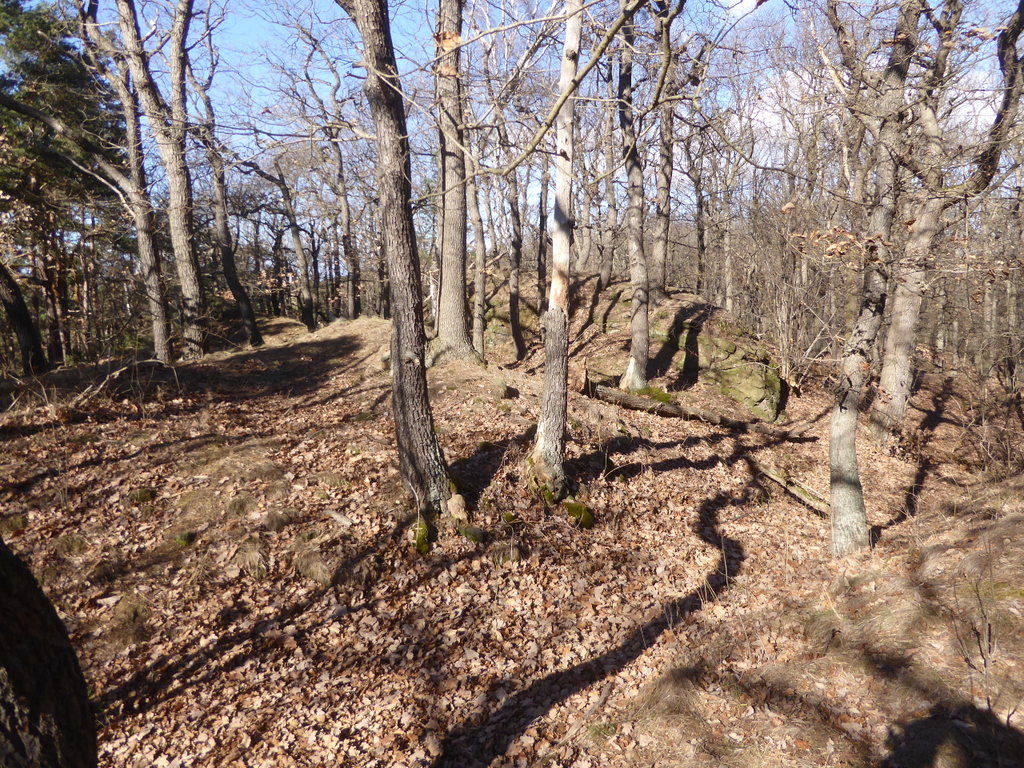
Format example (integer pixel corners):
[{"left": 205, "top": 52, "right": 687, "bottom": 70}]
[
  {"left": 872, "top": 377, "right": 955, "bottom": 544},
  {"left": 431, "top": 438, "right": 760, "bottom": 767},
  {"left": 96, "top": 514, "right": 481, "bottom": 726},
  {"left": 883, "top": 703, "right": 1024, "bottom": 767},
  {"left": 449, "top": 426, "right": 535, "bottom": 509},
  {"left": 650, "top": 301, "right": 714, "bottom": 383}
]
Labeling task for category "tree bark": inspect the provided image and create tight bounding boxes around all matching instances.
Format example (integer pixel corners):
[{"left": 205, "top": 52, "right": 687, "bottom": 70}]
[
  {"left": 530, "top": 0, "right": 582, "bottom": 501},
  {"left": 597, "top": 63, "right": 618, "bottom": 294},
  {"left": 77, "top": 12, "right": 172, "bottom": 364},
  {"left": 0, "top": 260, "right": 48, "bottom": 375},
  {"left": 537, "top": 153, "right": 550, "bottom": 315},
  {"left": 0, "top": 537, "right": 97, "bottom": 768},
  {"left": 431, "top": 0, "right": 476, "bottom": 363},
  {"left": 825, "top": 0, "right": 916, "bottom": 555},
  {"left": 338, "top": 0, "right": 456, "bottom": 520},
  {"left": 869, "top": 196, "right": 942, "bottom": 439},
  {"left": 650, "top": 5, "right": 675, "bottom": 303},
  {"left": 467, "top": 172, "right": 487, "bottom": 359},
  {"left": 114, "top": 0, "right": 205, "bottom": 359},
  {"left": 616, "top": 6, "right": 649, "bottom": 392},
  {"left": 209, "top": 151, "right": 264, "bottom": 347},
  {"left": 269, "top": 162, "right": 317, "bottom": 332},
  {"left": 188, "top": 64, "right": 263, "bottom": 347}
]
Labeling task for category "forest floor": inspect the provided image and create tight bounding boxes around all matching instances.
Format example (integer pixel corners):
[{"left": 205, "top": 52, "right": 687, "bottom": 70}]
[{"left": 2, "top": 290, "right": 1024, "bottom": 768}]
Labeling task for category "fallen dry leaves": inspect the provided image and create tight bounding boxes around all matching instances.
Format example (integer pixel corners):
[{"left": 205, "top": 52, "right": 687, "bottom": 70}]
[{"left": 2, "top": 314, "right": 1021, "bottom": 768}]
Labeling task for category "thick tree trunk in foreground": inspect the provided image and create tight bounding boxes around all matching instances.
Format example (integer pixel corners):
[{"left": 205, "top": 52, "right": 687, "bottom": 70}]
[
  {"left": 0, "top": 260, "right": 48, "bottom": 375},
  {"left": 530, "top": 0, "right": 582, "bottom": 501},
  {"left": 339, "top": 0, "right": 456, "bottom": 520},
  {"left": 0, "top": 537, "right": 96, "bottom": 768},
  {"left": 616, "top": 5, "right": 649, "bottom": 392},
  {"left": 431, "top": 0, "right": 476, "bottom": 363}
]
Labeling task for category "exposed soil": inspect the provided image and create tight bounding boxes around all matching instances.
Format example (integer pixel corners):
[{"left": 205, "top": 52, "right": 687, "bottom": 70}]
[{"left": 2, "top": 296, "right": 1022, "bottom": 768}]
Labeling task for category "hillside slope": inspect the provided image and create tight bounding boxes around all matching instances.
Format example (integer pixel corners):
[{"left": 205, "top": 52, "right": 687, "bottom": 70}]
[{"left": 1, "top": 298, "right": 1022, "bottom": 768}]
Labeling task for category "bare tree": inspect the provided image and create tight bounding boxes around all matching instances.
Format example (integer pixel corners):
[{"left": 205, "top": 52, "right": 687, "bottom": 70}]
[
  {"left": 431, "top": 0, "right": 477, "bottom": 363},
  {"left": 869, "top": 0, "right": 1024, "bottom": 440},
  {"left": 113, "top": 0, "right": 206, "bottom": 359},
  {"left": 187, "top": 49, "right": 263, "bottom": 347},
  {"left": 529, "top": 0, "right": 583, "bottom": 500},
  {"left": 617, "top": 0, "right": 650, "bottom": 391},
  {"left": 336, "top": 0, "right": 463, "bottom": 525}
]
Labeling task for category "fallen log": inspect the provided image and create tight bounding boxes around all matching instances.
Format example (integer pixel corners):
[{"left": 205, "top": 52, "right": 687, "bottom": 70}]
[
  {"left": 745, "top": 457, "right": 830, "bottom": 516},
  {"left": 589, "top": 384, "right": 809, "bottom": 440}
]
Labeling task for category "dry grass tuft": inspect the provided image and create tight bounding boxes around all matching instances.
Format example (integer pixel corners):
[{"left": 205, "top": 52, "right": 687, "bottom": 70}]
[{"left": 235, "top": 536, "right": 268, "bottom": 579}]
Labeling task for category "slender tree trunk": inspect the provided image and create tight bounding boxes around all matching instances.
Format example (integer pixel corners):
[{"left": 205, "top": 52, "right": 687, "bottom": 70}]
[
  {"left": 506, "top": 173, "right": 528, "bottom": 360},
  {"left": 537, "top": 154, "right": 549, "bottom": 314},
  {"left": 123, "top": 91, "right": 170, "bottom": 363},
  {"left": 722, "top": 192, "right": 734, "bottom": 313},
  {"left": 617, "top": 7, "right": 649, "bottom": 392},
  {"left": 530, "top": 0, "right": 582, "bottom": 501},
  {"left": 431, "top": 0, "right": 476, "bottom": 363},
  {"left": 598, "top": 64, "right": 618, "bottom": 294},
  {"left": 341, "top": 0, "right": 457, "bottom": 521},
  {"left": 650, "top": 7, "right": 675, "bottom": 303},
  {"left": 209, "top": 153, "right": 263, "bottom": 346},
  {"left": 188, "top": 67, "right": 263, "bottom": 347},
  {"left": 467, "top": 172, "right": 488, "bottom": 359},
  {"left": 331, "top": 148, "right": 360, "bottom": 320},
  {"left": 0, "top": 536, "right": 97, "bottom": 768},
  {"left": 0, "top": 260, "right": 48, "bottom": 375},
  {"left": 273, "top": 164, "right": 316, "bottom": 332}
]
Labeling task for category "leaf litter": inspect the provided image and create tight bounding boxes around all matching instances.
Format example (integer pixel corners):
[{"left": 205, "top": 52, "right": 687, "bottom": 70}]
[{"left": 2, "top": 314, "right": 1023, "bottom": 768}]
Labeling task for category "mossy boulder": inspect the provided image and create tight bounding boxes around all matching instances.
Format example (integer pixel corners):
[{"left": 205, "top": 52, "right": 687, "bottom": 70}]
[
  {"left": 700, "top": 355, "right": 784, "bottom": 422},
  {"left": 660, "top": 307, "right": 785, "bottom": 422}
]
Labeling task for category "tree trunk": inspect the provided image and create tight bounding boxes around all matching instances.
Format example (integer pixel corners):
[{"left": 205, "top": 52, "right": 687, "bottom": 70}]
[
  {"left": 530, "top": 0, "right": 582, "bottom": 502},
  {"left": 597, "top": 63, "right": 618, "bottom": 294},
  {"left": 506, "top": 173, "right": 528, "bottom": 360},
  {"left": 341, "top": 0, "right": 456, "bottom": 520},
  {"left": 825, "top": 0, "right": 918, "bottom": 556},
  {"left": 114, "top": 0, "right": 205, "bottom": 359},
  {"left": 537, "top": 153, "right": 549, "bottom": 315},
  {"left": 0, "top": 260, "right": 48, "bottom": 375},
  {"left": 431, "top": 0, "right": 476, "bottom": 364},
  {"left": 0, "top": 536, "right": 97, "bottom": 768},
  {"left": 467, "top": 172, "right": 487, "bottom": 358},
  {"left": 616, "top": 7, "right": 649, "bottom": 392},
  {"left": 869, "top": 195, "right": 943, "bottom": 439},
  {"left": 332, "top": 150, "right": 360, "bottom": 320},
  {"left": 650, "top": 7, "right": 675, "bottom": 303},
  {"left": 273, "top": 163, "right": 316, "bottom": 332},
  {"left": 209, "top": 153, "right": 263, "bottom": 346},
  {"left": 124, "top": 101, "right": 170, "bottom": 363},
  {"left": 188, "top": 66, "right": 263, "bottom": 348}
]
